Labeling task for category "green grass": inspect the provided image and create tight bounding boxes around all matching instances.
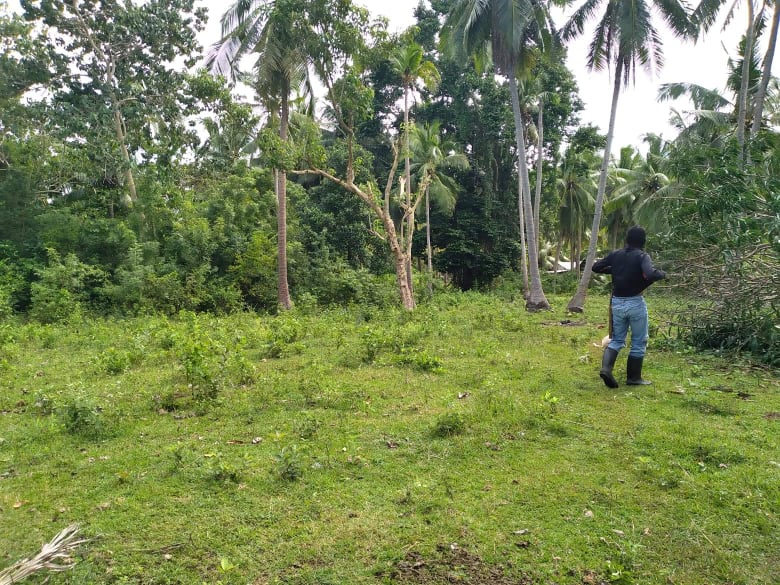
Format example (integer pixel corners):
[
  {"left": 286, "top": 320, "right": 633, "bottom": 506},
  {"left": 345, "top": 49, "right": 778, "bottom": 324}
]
[{"left": 0, "top": 292, "right": 777, "bottom": 584}]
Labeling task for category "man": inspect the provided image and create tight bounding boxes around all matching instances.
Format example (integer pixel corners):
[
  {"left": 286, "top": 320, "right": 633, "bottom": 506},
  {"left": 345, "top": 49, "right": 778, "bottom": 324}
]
[{"left": 592, "top": 226, "right": 666, "bottom": 387}]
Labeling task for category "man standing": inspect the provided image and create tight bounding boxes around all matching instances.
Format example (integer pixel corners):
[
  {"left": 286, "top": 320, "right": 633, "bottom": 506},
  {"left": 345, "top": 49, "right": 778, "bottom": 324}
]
[{"left": 593, "top": 226, "right": 666, "bottom": 387}]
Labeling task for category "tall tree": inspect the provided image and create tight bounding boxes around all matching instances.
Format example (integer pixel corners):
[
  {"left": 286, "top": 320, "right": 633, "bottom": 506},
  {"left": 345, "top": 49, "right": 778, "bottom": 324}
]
[
  {"left": 736, "top": 0, "right": 760, "bottom": 162},
  {"left": 207, "top": 0, "right": 314, "bottom": 310},
  {"left": 416, "top": 55, "right": 525, "bottom": 292},
  {"left": 19, "top": 0, "right": 206, "bottom": 209},
  {"left": 561, "top": 0, "right": 692, "bottom": 312},
  {"left": 390, "top": 41, "right": 441, "bottom": 296},
  {"left": 752, "top": 0, "right": 780, "bottom": 134},
  {"left": 556, "top": 147, "right": 597, "bottom": 278},
  {"left": 410, "top": 120, "right": 469, "bottom": 294},
  {"left": 444, "top": 0, "right": 557, "bottom": 310},
  {"left": 692, "top": 0, "right": 773, "bottom": 162}
]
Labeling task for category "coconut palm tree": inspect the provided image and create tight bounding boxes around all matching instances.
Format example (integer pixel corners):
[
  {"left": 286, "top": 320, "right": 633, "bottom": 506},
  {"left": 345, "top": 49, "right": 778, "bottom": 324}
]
[
  {"left": 443, "top": 0, "right": 557, "bottom": 310},
  {"left": 206, "top": 0, "right": 312, "bottom": 310},
  {"left": 604, "top": 138, "right": 671, "bottom": 245},
  {"left": 657, "top": 29, "right": 766, "bottom": 147},
  {"left": 752, "top": 0, "right": 780, "bottom": 134},
  {"left": 555, "top": 149, "right": 596, "bottom": 280},
  {"left": 658, "top": 81, "right": 735, "bottom": 147},
  {"left": 561, "top": 0, "right": 693, "bottom": 312},
  {"left": 390, "top": 41, "right": 441, "bottom": 295},
  {"left": 410, "top": 121, "right": 470, "bottom": 294},
  {"left": 691, "top": 0, "right": 778, "bottom": 159}
]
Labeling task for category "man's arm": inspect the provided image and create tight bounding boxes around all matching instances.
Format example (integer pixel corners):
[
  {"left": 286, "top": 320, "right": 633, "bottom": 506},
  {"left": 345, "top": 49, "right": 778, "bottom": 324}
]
[
  {"left": 641, "top": 253, "right": 666, "bottom": 282},
  {"left": 592, "top": 252, "right": 614, "bottom": 274}
]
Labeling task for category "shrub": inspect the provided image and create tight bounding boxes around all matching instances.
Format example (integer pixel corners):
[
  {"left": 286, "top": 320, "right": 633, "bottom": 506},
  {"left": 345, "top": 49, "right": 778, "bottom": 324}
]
[
  {"left": 272, "top": 445, "right": 304, "bottom": 482},
  {"left": 263, "top": 313, "right": 303, "bottom": 358},
  {"left": 176, "top": 313, "right": 228, "bottom": 401},
  {"left": 99, "top": 347, "right": 131, "bottom": 375},
  {"left": 59, "top": 394, "right": 105, "bottom": 439},
  {"left": 396, "top": 349, "right": 443, "bottom": 372},
  {"left": 29, "top": 284, "right": 80, "bottom": 324},
  {"left": 678, "top": 302, "right": 780, "bottom": 367},
  {"left": 431, "top": 412, "right": 466, "bottom": 438},
  {"left": 29, "top": 250, "right": 106, "bottom": 323},
  {"left": 207, "top": 453, "right": 244, "bottom": 484}
]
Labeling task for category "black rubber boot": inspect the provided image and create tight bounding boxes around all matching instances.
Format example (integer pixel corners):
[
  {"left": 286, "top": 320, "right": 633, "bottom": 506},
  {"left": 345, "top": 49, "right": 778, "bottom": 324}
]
[
  {"left": 626, "top": 356, "right": 652, "bottom": 385},
  {"left": 599, "top": 348, "right": 619, "bottom": 388}
]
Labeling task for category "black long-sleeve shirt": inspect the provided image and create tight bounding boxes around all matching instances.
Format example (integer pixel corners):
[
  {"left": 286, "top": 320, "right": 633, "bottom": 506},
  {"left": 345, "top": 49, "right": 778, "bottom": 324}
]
[{"left": 592, "top": 246, "right": 666, "bottom": 297}]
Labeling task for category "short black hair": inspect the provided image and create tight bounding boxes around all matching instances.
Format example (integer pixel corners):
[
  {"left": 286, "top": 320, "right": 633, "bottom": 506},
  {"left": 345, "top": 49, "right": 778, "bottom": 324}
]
[{"left": 626, "top": 225, "right": 646, "bottom": 248}]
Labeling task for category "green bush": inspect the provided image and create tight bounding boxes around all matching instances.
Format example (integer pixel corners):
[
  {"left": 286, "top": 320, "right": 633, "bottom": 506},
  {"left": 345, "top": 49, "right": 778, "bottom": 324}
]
[
  {"left": 396, "top": 348, "right": 443, "bottom": 372},
  {"left": 264, "top": 313, "right": 304, "bottom": 358},
  {"left": 99, "top": 347, "right": 131, "bottom": 375},
  {"left": 59, "top": 394, "right": 105, "bottom": 438},
  {"left": 684, "top": 304, "right": 780, "bottom": 367},
  {"left": 272, "top": 445, "right": 304, "bottom": 482},
  {"left": 29, "top": 284, "right": 81, "bottom": 324},
  {"left": 431, "top": 412, "right": 466, "bottom": 438},
  {"left": 29, "top": 250, "right": 106, "bottom": 323},
  {"left": 176, "top": 313, "right": 228, "bottom": 401}
]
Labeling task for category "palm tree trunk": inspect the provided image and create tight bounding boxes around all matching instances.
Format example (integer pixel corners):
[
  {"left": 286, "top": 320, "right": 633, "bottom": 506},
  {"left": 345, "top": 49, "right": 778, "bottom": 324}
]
[
  {"left": 567, "top": 59, "right": 623, "bottom": 312},
  {"left": 403, "top": 85, "right": 414, "bottom": 296},
  {"left": 534, "top": 98, "right": 544, "bottom": 255},
  {"left": 576, "top": 229, "right": 581, "bottom": 277},
  {"left": 553, "top": 234, "right": 562, "bottom": 293},
  {"left": 517, "top": 168, "right": 530, "bottom": 298},
  {"left": 277, "top": 91, "right": 292, "bottom": 310},
  {"left": 509, "top": 75, "right": 549, "bottom": 310},
  {"left": 426, "top": 187, "right": 433, "bottom": 296},
  {"left": 737, "top": 0, "right": 757, "bottom": 166},
  {"left": 752, "top": 0, "right": 780, "bottom": 135},
  {"left": 571, "top": 238, "right": 576, "bottom": 278}
]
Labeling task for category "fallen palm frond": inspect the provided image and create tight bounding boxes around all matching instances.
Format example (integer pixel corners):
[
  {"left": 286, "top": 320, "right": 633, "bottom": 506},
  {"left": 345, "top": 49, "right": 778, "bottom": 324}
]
[{"left": 0, "top": 524, "right": 87, "bottom": 585}]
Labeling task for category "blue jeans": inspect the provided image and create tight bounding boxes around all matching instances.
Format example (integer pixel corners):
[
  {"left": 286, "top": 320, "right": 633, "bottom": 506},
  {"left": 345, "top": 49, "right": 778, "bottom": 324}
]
[{"left": 608, "top": 296, "right": 648, "bottom": 358}]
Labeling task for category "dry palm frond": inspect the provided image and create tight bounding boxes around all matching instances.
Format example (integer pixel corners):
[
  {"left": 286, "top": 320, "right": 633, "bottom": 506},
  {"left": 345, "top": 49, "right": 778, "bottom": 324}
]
[{"left": 0, "top": 524, "right": 87, "bottom": 585}]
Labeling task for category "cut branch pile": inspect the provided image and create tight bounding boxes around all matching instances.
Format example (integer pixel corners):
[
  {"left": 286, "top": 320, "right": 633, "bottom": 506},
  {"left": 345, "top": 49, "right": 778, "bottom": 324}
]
[{"left": 0, "top": 524, "right": 87, "bottom": 585}]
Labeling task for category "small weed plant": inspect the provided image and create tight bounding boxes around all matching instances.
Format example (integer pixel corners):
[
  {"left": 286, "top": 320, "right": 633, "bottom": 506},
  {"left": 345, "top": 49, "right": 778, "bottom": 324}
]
[
  {"left": 431, "top": 411, "right": 467, "bottom": 437},
  {"left": 59, "top": 393, "right": 105, "bottom": 438},
  {"left": 98, "top": 347, "right": 132, "bottom": 374},
  {"left": 272, "top": 444, "right": 304, "bottom": 481}
]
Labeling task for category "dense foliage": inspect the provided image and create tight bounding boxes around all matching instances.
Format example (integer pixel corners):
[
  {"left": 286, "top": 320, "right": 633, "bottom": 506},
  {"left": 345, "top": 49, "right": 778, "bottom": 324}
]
[{"left": 0, "top": 0, "right": 778, "bottom": 361}]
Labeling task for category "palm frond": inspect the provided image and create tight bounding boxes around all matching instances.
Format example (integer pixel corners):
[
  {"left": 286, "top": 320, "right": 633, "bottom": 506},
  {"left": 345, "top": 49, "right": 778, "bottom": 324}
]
[
  {"left": 205, "top": 36, "right": 243, "bottom": 78},
  {"left": 691, "top": 0, "right": 725, "bottom": 33},
  {"left": 0, "top": 524, "right": 87, "bottom": 585},
  {"left": 654, "top": 0, "right": 695, "bottom": 38},
  {"left": 657, "top": 82, "right": 732, "bottom": 110},
  {"left": 220, "top": 0, "right": 263, "bottom": 38},
  {"left": 561, "top": 0, "right": 604, "bottom": 42},
  {"left": 587, "top": 12, "right": 613, "bottom": 71}
]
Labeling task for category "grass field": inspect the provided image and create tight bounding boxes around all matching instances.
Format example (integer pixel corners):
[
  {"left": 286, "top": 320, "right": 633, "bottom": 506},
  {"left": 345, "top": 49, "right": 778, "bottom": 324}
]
[{"left": 0, "top": 292, "right": 777, "bottom": 584}]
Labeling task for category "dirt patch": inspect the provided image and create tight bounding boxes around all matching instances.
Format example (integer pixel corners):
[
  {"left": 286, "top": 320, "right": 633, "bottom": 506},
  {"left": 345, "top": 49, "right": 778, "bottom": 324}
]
[
  {"left": 383, "top": 544, "right": 532, "bottom": 584},
  {"left": 763, "top": 412, "right": 780, "bottom": 420}
]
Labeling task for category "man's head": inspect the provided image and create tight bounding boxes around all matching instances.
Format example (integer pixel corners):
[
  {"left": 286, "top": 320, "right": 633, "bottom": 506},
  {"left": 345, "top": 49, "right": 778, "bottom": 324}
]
[{"left": 626, "top": 225, "right": 646, "bottom": 248}]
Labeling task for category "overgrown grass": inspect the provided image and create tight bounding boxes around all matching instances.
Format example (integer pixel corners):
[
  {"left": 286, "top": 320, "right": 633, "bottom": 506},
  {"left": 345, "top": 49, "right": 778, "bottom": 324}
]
[{"left": 0, "top": 292, "right": 777, "bottom": 584}]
